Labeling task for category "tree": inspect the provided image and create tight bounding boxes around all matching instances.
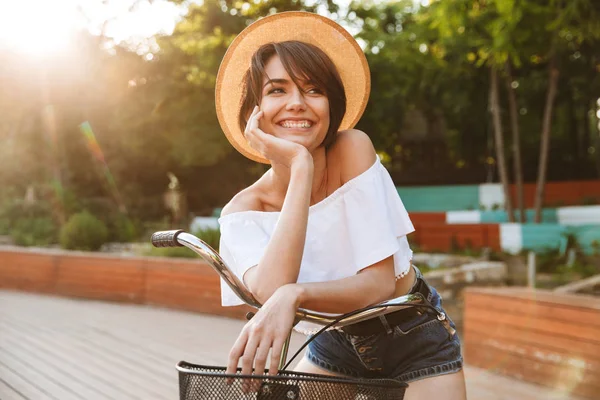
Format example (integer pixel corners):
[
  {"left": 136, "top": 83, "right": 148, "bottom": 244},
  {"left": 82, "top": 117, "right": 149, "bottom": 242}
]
[
  {"left": 531, "top": 0, "right": 600, "bottom": 222},
  {"left": 422, "top": 0, "right": 521, "bottom": 220}
]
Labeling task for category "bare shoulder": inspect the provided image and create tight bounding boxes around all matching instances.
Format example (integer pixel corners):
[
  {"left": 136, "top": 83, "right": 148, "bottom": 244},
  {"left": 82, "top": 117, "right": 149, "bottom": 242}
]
[
  {"left": 220, "top": 185, "right": 263, "bottom": 217},
  {"left": 329, "top": 129, "right": 377, "bottom": 183}
]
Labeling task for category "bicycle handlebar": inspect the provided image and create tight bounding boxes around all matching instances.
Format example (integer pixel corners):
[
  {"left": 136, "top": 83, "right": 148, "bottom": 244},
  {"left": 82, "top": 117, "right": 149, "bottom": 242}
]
[{"left": 151, "top": 230, "right": 428, "bottom": 327}]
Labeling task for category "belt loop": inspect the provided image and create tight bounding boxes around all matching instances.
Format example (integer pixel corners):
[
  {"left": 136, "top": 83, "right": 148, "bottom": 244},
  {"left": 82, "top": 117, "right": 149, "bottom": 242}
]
[
  {"left": 417, "top": 278, "right": 434, "bottom": 303},
  {"left": 378, "top": 315, "right": 393, "bottom": 335}
]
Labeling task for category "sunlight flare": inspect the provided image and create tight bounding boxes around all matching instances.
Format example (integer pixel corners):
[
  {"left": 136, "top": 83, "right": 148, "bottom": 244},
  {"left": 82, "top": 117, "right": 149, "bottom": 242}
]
[{"left": 0, "top": 0, "right": 79, "bottom": 55}]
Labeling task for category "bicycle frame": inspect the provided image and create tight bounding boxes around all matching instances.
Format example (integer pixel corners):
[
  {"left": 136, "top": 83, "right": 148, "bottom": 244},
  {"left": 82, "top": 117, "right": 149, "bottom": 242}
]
[{"left": 152, "top": 230, "right": 434, "bottom": 369}]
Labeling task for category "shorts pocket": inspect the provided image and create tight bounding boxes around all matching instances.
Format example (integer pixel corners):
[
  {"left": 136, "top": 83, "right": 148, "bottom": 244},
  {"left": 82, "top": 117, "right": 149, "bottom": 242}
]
[{"left": 392, "top": 312, "right": 440, "bottom": 337}]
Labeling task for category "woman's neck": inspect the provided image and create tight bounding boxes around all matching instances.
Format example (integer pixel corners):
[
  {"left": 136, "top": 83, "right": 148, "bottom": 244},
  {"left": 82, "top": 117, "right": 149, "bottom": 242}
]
[{"left": 268, "top": 146, "right": 328, "bottom": 207}]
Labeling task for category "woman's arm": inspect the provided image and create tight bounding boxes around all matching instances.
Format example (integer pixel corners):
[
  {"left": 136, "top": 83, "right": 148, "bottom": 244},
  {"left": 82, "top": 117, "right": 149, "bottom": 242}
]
[
  {"left": 221, "top": 107, "right": 315, "bottom": 305},
  {"left": 243, "top": 156, "right": 313, "bottom": 304},
  {"left": 226, "top": 249, "right": 397, "bottom": 378},
  {"left": 289, "top": 256, "right": 396, "bottom": 313}
]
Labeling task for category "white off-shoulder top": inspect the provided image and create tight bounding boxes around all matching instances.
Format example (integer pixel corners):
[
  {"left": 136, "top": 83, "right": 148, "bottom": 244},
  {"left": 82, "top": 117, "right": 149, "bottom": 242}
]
[{"left": 217, "top": 156, "right": 415, "bottom": 334}]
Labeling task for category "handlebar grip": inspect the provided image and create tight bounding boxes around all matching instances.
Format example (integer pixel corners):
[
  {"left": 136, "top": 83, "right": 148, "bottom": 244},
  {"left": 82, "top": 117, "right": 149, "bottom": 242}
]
[{"left": 151, "top": 230, "right": 185, "bottom": 248}]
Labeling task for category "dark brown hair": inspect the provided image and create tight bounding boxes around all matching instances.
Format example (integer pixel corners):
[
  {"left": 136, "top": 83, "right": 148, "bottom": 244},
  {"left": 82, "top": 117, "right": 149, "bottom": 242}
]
[{"left": 238, "top": 41, "right": 347, "bottom": 149}]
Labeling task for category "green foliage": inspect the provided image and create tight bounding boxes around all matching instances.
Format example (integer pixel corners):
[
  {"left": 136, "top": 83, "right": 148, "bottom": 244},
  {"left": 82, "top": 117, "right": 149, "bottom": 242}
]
[
  {"left": 60, "top": 211, "right": 109, "bottom": 251},
  {"left": 553, "top": 262, "right": 599, "bottom": 285},
  {"left": 108, "top": 213, "right": 138, "bottom": 243},
  {"left": 0, "top": 218, "right": 8, "bottom": 236},
  {"left": 534, "top": 249, "right": 563, "bottom": 273},
  {"left": 193, "top": 227, "right": 221, "bottom": 251},
  {"left": 1, "top": 0, "right": 600, "bottom": 221},
  {"left": 144, "top": 245, "right": 199, "bottom": 259},
  {"left": 0, "top": 196, "right": 58, "bottom": 244},
  {"left": 11, "top": 217, "right": 57, "bottom": 247},
  {"left": 592, "top": 240, "right": 600, "bottom": 256}
]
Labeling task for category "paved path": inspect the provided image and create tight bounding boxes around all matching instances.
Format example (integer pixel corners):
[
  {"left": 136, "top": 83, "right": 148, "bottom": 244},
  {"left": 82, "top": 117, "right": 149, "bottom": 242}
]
[{"left": 0, "top": 290, "right": 584, "bottom": 400}]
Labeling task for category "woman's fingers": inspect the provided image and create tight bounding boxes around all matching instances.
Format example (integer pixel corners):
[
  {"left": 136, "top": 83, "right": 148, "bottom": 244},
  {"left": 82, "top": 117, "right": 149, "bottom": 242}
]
[
  {"left": 240, "top": 335, "right": 260, "bottom": 376},
  {"left": 244, "top": 106, "right": 260, "bottom": 135},
  {"left": 268, "top": 336, "right": 285, "bottom": 376},
  {"left": 250, "top": 339, "right": 273, "bottom": 392},
  {"left": 245, "top": 110, "right": 269, "bottom": 155},
  {"left": 253, "top": 341, "right": 270, "bottom": 376},
  {"left": 240, "top": 326, "right": 267, "bottom": 393},
  {"left": 226, "top": 330, "right": 248, "bottom": 375}
]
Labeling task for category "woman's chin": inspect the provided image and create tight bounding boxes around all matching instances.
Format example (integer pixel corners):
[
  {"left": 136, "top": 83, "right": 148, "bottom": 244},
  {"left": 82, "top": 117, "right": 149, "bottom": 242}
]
[{"left": 275, "top": 133, "right": 313, "bottom": 146}]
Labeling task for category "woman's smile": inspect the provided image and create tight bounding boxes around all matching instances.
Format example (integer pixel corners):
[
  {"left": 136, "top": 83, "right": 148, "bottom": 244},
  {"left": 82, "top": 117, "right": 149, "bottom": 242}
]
[
  {"left": 260, "top": 55, "right": 330, "bottom": 149},
  {"left": 277, "top": 119, "right": 314, "bottom": 129}
]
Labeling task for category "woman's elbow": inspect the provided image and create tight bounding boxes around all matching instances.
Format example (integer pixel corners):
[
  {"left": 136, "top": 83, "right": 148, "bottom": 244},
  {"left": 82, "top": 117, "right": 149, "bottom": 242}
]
[
  {"left": 250, "top": 285, "right": 276, "bottom": 305},
  {"left": 244, "top": 268, "right": 285, "bottom": 305}
]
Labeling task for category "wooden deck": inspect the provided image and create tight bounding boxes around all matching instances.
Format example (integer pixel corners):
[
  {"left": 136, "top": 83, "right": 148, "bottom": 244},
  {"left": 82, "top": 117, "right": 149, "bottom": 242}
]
[{"left": 0, "top": 290, "right": 585, "bottom": 400}]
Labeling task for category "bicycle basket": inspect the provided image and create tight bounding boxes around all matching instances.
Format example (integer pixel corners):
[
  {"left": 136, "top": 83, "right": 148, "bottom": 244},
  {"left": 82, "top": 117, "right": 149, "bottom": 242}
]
[{"left": 178, "top": 362, "right": 407, "bottom": 400}]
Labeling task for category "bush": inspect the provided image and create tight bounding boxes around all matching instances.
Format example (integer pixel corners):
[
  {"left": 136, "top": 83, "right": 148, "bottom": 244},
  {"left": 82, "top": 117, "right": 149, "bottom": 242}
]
[
  {"left": 11, "top": 217, "right": 57, "bottom": 246},
  {"left": 553, "top": 262, "right": 599, "bottom": 285},
  {"left": 0, "top": 198, "right": 54, "bottom": 230},
  {"left": 194, "top": 227, "right": 221, "bottom": 251},
  {"left": 60, "top": 211, "right": 108, "bottom": 251},
  {"left": 0, "top": 217, "right": 9, "bottom": 235},
  {"left": 108, "top": 213, "right": 138, "bottom": 243},
  {"left": 144, "top": 246, "right": 199, "bottom": 258}
]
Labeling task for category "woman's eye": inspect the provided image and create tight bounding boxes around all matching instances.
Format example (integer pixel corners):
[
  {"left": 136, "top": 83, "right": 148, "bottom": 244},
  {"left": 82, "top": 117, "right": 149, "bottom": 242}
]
[
  {"left": 267, "top": 88, "right": 284, "bottom": 95},
  {"left": 306, "top": 88, "right": 323, "bottom": 95}
]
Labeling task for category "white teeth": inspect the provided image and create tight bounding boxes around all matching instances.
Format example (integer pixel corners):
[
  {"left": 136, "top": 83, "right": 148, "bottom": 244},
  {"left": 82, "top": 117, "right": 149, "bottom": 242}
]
[{"left": 281, "top": 120, "right": 312, "bottom": 128}]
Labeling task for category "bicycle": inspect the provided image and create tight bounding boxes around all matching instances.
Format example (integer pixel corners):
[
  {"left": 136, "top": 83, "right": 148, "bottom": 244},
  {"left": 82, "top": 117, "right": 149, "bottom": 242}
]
[{"left": 152, "top": 230, "right": 452, "bottom": 400}]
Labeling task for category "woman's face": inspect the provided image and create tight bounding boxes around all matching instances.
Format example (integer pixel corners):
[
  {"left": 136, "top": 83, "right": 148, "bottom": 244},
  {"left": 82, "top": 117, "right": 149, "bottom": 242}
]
[{"left": 259, "top": 55, "right": 330, "bottom": 152}]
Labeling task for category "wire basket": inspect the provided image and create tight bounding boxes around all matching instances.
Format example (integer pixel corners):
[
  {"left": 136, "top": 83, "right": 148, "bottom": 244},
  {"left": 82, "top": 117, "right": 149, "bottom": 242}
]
[{"left": 177, "top": 362, "right": 407, "bottom": 400}]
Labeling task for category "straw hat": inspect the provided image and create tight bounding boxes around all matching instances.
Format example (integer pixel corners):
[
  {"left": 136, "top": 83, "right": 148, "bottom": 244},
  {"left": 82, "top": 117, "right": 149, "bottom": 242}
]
[{"left": 215, "top": 11, "right": 371, "bottom": 164}]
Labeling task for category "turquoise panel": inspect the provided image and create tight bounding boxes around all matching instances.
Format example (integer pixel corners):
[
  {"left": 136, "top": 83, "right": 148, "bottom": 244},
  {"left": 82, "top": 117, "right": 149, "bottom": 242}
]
[
  {"left": 397, "top": 185, "right": 480, "bottom": 212},
  {"left": 521, "top": 224, "right": 568, "bottom": 253},
  {"left": 570, "top": 225, "right": 600, "bottom": 255},
  {"left": 481, "top": 209, "right": 558, "bottom": 224}
]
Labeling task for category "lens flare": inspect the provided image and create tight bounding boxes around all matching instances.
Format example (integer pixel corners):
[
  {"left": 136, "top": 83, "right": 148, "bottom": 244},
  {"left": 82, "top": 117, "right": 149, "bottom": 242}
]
[{"left": 79, "top": 121, "right": 127, "bottom": 213}]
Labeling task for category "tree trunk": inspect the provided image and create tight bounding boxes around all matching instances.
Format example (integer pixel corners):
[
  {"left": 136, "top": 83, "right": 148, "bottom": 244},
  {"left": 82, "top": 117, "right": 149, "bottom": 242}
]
[
  {"left": 505, "top": 62, "right": 525, "bottom": 223},
  {"left": 567, "top": 85, "right": 582, "bottom": 177},
  {"left": 533, "top": 59, "right": 560, "bottom": 223},
  {"left": 595, "top": 99, "right": 600, "bottom": 178},
  {"left": 489, "top": 66, "right": 514, "bottom": 222}
]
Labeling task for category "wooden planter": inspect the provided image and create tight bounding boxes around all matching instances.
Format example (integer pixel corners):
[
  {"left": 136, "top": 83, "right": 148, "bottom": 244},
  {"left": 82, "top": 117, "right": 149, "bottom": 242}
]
[
  {"left": 0, "top": 247, "right": 252, "bottom": 319},
  {"left": 464, "top": 287, "right": 600, "bottom": 399}
]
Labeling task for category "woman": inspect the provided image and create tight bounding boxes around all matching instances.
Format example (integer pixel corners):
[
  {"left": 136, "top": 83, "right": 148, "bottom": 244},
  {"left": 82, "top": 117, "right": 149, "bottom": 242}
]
[{"left": 214, "top": 12, "right": 466, "bottom": 399}]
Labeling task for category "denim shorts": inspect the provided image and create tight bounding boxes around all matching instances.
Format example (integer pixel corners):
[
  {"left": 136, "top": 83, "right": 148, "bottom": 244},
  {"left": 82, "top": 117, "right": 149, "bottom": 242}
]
[{"left": 305, "top": 267, "right": 463, "bottom": 383}]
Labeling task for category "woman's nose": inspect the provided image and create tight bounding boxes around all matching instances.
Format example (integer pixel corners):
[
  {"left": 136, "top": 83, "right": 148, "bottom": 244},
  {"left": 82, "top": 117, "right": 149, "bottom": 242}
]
[{"left": 286, "top": 89, "right": 306, "bottom": 111}]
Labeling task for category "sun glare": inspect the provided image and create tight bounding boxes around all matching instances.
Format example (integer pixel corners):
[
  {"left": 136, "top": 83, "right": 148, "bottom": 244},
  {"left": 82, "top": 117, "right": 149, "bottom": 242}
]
[
  {"left": 0, "top": 0, "right": 80, "bottom": 55},
  {"left": 0, "top": 0, "right": 183, "bottom": 57}
]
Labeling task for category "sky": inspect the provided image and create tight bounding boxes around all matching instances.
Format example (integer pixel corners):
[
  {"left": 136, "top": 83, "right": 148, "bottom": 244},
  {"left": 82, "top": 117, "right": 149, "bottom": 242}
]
[
  {"left": 0, "top": 0, "right": 420, "bottom": 56},
  {"left": 0, "top": 0, "right": 185, "bottom": 55}
]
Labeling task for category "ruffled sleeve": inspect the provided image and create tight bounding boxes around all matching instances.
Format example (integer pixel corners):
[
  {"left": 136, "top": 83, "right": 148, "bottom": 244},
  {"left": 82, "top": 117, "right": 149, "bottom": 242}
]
[
  {"left": 340, "top": 160, "right": 415, "bottom": 279},
  {"left": 217, "top": 215, "right": 271, "bottom": 306}
]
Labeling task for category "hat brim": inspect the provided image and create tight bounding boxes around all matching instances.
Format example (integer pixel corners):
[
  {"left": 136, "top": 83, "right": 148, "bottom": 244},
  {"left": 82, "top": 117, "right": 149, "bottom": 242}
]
[{"left": 215, "top": 12, "right": 370, "bottom": 164}]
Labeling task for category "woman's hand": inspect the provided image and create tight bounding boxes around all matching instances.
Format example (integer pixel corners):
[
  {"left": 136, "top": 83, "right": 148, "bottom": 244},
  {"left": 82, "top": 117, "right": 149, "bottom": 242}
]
[
  {"left": 226, "top": 284, "right": 302, "bottom": 389},
  {"left": 244, "top": 106, "right": 311, "bottom": 168}
]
